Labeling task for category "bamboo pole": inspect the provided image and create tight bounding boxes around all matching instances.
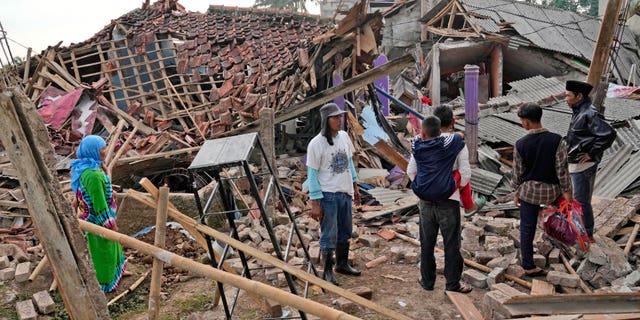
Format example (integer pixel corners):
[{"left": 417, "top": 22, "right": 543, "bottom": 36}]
[
  {"left": 109, "top": 271, "right": 150, "bottom": 306},
  {"left": 104, "top": 120, "right": 126, "bottom": 166},
  {"left": 130, "top": 187, "right": 410, "bottom": 320},
  {"left": 560, "top": 253, "right": 592, "bottom": 294},
  {"left": 28, "top": 256, "right": 49, "bottom": 282},
  {"left": 78, "top": 220, "right": 360, "bottom": 320},
  {"left": 107, "top": 123, "right": 139, "bottom": 174},
  {"left": 148, "top": 186, "right": 169, "bottom": 320}
]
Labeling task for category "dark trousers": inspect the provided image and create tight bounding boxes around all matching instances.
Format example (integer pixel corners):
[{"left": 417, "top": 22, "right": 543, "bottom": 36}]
[
  {"left": 519, "top": 200, "right": 542, "bottom": 270},
  {"left": 319, "top": 192, "right": 353, "bottom": 250},
  {"left": 419, "top": 199, "right": 463, "bottom": 291},
  {"left": 571, "top": 165, "right": 597, "bottom": 236}
]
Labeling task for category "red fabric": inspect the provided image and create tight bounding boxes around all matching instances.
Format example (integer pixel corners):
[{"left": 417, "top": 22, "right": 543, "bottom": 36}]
[
  {"left": 421, "top": 96, "right": 432, "bottom": 105},
  {"left": 453, "top": 170, "right": 474, "bottom": 210}
]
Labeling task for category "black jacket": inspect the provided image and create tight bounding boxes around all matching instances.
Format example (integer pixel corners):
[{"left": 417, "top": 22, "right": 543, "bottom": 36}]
[{"left": 566, "top": 98, "right": 616, "bottom": 163}]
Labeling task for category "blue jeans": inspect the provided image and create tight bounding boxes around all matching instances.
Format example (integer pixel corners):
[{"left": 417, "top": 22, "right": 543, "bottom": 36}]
[
  {"left": 519, "top": 200, "right": 541, "bottom": 270},
  {"left": 571, "top": 165, "right": 597, "bottom": 236},
  {"left": 418, "top": 199, "right": 463, "bottom": 291},
  {"left": 319, "top": 192, "right": 353, "bottom": 250}
]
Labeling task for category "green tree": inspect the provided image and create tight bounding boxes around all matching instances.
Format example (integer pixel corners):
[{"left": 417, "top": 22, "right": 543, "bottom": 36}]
[
  {"left": 540, "top": 0, "right": 599, "bottom": 16},
  {"left": 253, "top": 0, "right": 310, "bottom": 12}
]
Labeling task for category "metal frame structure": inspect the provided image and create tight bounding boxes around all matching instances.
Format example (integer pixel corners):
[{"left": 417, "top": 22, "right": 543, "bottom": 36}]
[{"left": 187, "top": 132, "right": 319, "bottom": 320}]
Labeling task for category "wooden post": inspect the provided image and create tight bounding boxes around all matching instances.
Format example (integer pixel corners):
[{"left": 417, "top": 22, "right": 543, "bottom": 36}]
[
  {"left": 586, "top": 0, "right": 622, "bottom": 113},
  {"left": 431, "top": 43, "right": 441, "bottom": 107},
  {"left": 464, "top": 65, "right": 480, "bottom": 167},
  {"left": 490, "top": 45, "right": 503, "bottom": 98},
  {"left": 148, "top": 186, "right": 169, "bottom": 320},
  {"left": 259, "top": 108, "right": 276, "bottom": 217},
  {"left": 0, "top": 88, "right": 110, "bottom": 319},
  {"left": 78, "top": 220, "right": 361, "bottom": 320}
]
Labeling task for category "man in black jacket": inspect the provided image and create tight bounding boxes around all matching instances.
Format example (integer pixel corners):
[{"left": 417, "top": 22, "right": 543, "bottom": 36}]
[{"left": 565, "top": 80, "right": 616, "bottom": 241}]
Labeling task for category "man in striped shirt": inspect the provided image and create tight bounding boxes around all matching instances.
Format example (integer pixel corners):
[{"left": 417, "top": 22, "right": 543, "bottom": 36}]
[{"left": 513, "top": 103, "right": 572, "bottom": 277}]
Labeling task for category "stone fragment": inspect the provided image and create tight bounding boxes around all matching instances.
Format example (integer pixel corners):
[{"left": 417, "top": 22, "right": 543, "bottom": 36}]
[
  {"left": 533, "top": 254, "right": 546, "bottom": 269},
  {"left": 549, "top": 263, "right": 566, "bottom": 272},
  {"left": 506, "top": 265, "right": 525, "bottom": 278},
  {"left": 487, "top": 257, "right": 510, "bottom": 269},
  {"left": 536, "top": 240, "right": 554, "bottom": 257},
  {"left": 484, "top": 221, "right": 510, "bottom": 235},
  {"left": 249, "top": 231, "right": 262, "bottom": 245},
  {"left": 475, "top": 251, "right": 501, "bottom": 265},
  {"left": 589, "top": 273, "right": 609, "bottom": 288},
  {"left": 462, "top": 224, "right": 484, "bottom": 240},
  {"left": 349, "top": 286, "right": 373, "bottom": 300},
  {"left": 389, "top": 246, "right": 405, "bottom": 262},
  {"left": 576, "top": 259, "right": 599, "bottom": 281},
  {"left": 359, "top": 234, "right": 381, "bottom": 248},
  {"left": 587, "top": 243, "right": 608, "bottom": 265},
  {"left": 16, "top": 300, "right": 37, "bottom": 320},
  {"left": 547, "top": 271, "right": 580, "bottom": 288},
  {"left": 548, "top": 248, "right": 561, "bottom": 264},
  {"left": 0, "top": 267, "right": 15, "bottom": 281},
  {"left": 265, "top": 268, "right": 282, "bottom": 281},
  {"left": 487, "top": 267, "right": 506, "bottom": 287},
  {"left": 335, "top": 297, "right": 358, "bottom": 313},
  {"left": 463, "top": 269, "right": 488, "bottom": 288},
  {"left": 258, "top": 241, "right": 274, "bottom": 254},
  {"left": 237, "top": 228, "right": 251, "bottom": 241},
  {"left": 274, "top": 214, "right": 290, "bottom": 226},
  {"left": 435, "top": 252, "right": 445, "bottom": 274},
  {"left": 404, "top": 250, "right": 419, "bottom": 264},
  {"left": 308, "top": 245, "right": 320, "bottom": 264},
  {"left": 32, "top": 291, "right": 55, "bottom": 314},
  {"left": 0, "top": 256, "right": 9, "bottom": 269},
  {"left": 508, "top": 229, "right": 521, "bottom": 248}
]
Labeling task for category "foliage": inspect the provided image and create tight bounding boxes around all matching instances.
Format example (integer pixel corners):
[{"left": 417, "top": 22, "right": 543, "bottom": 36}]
[
  {"left": 253, "top": 0, "right": 315, "bottom": 13},
  {"left": 536, "top": 0, "right": 600, "bottom": 16}
]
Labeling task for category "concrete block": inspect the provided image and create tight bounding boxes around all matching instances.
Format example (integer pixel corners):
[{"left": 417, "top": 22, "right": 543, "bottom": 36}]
[
  {"left": 472, "top": 216, "right": 492, "bottom": 228},
  {"left": 487, "top": 267, "right": 506, "bottom": 287},
  {"left": 482, "top": 290, "right": 515, "bottom": 318},
  {"left": 461, "top": 240, "right": 483, "bottom": 252},
  {"left": 508, "top": 229, "right": 521, "bottom": 248},
  {"left": 308, "top": 245, "right": 320, "bottom": 264},
  {"left": 461, "top": 224, "right": 484, "bottom": 240},
  {"left": 288, "top": 257, "right": 305, "bottom": 269},
  {"left": 258, "top": 241, "right": 274, "bottom": 254},
  {"left": 389, "top": 246, "right": 405, "bottom": 262},
  {"left": 16, "top": 300, "right": 37, "bottom": 320},
  {"left": 621, "top": 270, "right": 640, "bottom": 287},
  {"left": 537, "top": 240, "right": 554, "bottom": 257},
  {"left": 404, "top": 250, "right": 419, "bottom": 264},
  {"left": 547, "top": 271, "right": 580, "bottom": 288},
  {"left": 487, "top": 257, "right": 510, "bottom": 269},
  {"left": 238, "top": 228, "right": 251, "bottom": 241},
  {"left": 435, "top": 253, "right": 445, "bottom": 274},
  {"left": 589, "top": 273, "right": 609, "bottom": 288},
  {"left": 0, "top": 267, "right": 15, "bottom": 281},
  {"left": 490, "top": 283, "right": 527, "bottom": 297},
  {"left": 548, "top": 248, "right": 561, "bottom": 264},
  {"left": 475, "top": 251, "right": 501, "bottom": 265},
  {"left": 32, "top": 291, "right": 55, "bottom": 314},
  {"left": 0, "top": 256, "right": 9, "bottom": 269},
  {"left": 0, "top": 244, "right": 29, "bottom": 262},
  {"left": 533, "top": 254, "right": 546, "bottom": 269},
  {"left": 549, "top": 263, "right": 566, "bottom": 272},
  {"left": 485, "top": 236, "right": 515, "bottom": 254},
  {"left": 358, "top": 234, "right": 380, "bottom": 248},
  {"left": 349, "top": 286, "right": 373, "bottom": 300},
  {"left": 463, "top": 269, "right": 488, "bottom": 288},
  {"left": 265, "top": 268, "right": 282, "bottom": 281},
  {"left": 274, "top": 214, "right": 290, "bottom": 226},
  {"left": 587, "top": 243, "right": 608, "bottom": 265},
  {"left": 484, "top": 221, "right": 510, "bottom": 235},
  {"left": 249, "top": 231, "right": 262, "bottom": 245},
  {"left": 276, "top": 273, "right": 287, "bottom": 287}
]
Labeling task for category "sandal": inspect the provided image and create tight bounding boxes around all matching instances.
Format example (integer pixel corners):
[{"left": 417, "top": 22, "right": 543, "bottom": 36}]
[
  {"left": 524, "top": 268, "right": 548, "bottom": 277},
  {"left": 447, "top": 283, "right": 473, "bottom": 294},
  {"left": 418, "top": 279, "right": 434, "bottom": 291}
]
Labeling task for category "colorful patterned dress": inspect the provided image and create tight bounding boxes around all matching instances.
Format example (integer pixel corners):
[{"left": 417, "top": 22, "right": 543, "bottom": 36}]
[{"left": 76, "top": 168, "right": 126, "bottom": 293}]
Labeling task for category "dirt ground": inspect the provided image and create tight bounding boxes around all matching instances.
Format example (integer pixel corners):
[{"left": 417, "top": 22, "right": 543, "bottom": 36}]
[{"left": 0, "top": 222, "right": 513, "bottom": 320}]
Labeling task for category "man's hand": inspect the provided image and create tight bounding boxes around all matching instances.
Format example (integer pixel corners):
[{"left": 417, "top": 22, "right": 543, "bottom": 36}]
[
  {"left": 353, "top": 183, "right": 361, "bottom": 205},
  {"left": 577, "top": 153, "right": 592, "bottom": 163},
  {"left": 563, "top": 191, "right": 573, "bottom": 204},
  {"left": 513, "top": 193, "right": 520, "bottom": 207},
  {"left": 310, "top": 200, "right": 323, "bottom": 222}
]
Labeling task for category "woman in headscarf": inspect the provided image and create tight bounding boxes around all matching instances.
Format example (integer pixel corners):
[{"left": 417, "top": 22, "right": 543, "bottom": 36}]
[{"left": 71, "top": 135, "right": 126, "bottom": 293}]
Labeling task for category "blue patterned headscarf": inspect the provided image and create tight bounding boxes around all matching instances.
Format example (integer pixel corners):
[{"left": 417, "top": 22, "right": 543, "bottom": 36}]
[{"left": 70, "top": 135, "right": 106, "bottom": 193}]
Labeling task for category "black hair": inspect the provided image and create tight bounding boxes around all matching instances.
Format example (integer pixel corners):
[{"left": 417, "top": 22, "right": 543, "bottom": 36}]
[
  {"left": 517, "top": 103, "right": 543, "bottom": 123},
  {"left": 422, "top": 116, "right": 441, "bottom": 138},
  {"left": 323, "top": 116, "right": 334, "bottom": 146},
  {"left": 433, "top": 105, "right": 454, "bottom": 128}
]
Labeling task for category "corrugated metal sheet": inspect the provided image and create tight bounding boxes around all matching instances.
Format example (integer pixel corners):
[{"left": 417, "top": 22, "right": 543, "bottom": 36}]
[
  {"left": 616, "top": 120, "right": 640, "bottom": 151},
  {"left": 593, "top": 151, "right": 640, "bottom": 199},
  {"left": 487, "top": 75, "right": 565, "bottom": 107},
  {"left": 475, "top": 116, "right": 528, "bottom": 145},
  {"left": 594, "top": 144, "right": 633, "bottom": 193},
  {"left": 471, "top": 167, "right": 503, "bottom": 196},
  {"left": 366, "top": 187, "right": 416, "bottom": 206},
  {"left": 468, "top": 16, "right": 500, "bottom": 33},
  {"left": 479, "top": 202, "right": 518, "bottom": 212}
]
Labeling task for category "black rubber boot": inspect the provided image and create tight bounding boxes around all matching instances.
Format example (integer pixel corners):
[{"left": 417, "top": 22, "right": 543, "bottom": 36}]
[
  {"left": 321, "top": 249, "right": 338, "bottom": 285},
  {"left": 335, "top": 242, "right": 361, "bottom": 276}
]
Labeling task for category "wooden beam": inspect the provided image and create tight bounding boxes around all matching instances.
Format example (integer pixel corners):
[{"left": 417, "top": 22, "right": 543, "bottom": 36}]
[
  {"left": 623, "top": 223, "right": 639, "bottom": 255},
  {"left": 502, "top": 293, "right": 640, "bottom": 316},
  {"left": 130, "top": 188, "right": 413, "bottom": 320},
  {"left": 148, "top": 186, "right": 168, "bottom": 320},
  {"left": 446, "top": 291, "right": 484, "bottom": 320},
  {"left": 78, "top": 219, "right": 360, "bottom": 320},
  {"left": 0, "top": 89, "right": 110, "bottom": 319},
  {"left": 274, "top": 54, "right": 414, "bottom": 124},
  {"left": 560, "top": 253, "right": 592, "bottom": 293}
]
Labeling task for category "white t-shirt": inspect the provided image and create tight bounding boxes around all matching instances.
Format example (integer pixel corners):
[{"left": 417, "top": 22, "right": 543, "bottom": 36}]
[{"left": 306, "top": 130, "right": 355, "bottom": 195}]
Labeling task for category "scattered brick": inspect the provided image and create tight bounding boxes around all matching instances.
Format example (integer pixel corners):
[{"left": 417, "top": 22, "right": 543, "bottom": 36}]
[{"left": 32, "top": 291, "right": 55, "bottom": 314}]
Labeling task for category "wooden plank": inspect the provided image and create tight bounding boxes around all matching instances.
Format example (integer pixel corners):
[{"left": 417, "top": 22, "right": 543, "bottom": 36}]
[
  {"left": 598, "top": 195, "right": 640, "bottom": 237},
  {"left": 582, "top": 313, "right": 640, "bottom": 320},
  {"left": 274, "top": 54, "right": 414, "bottom": 124},
  {"left": 148, "top": 186, "right": 168, "bottom": 320},
  {"left": 446, "top": 291, "right": 484, "bottom": 320},
  {"left": 624, "top": 223, "right": 640, "bottom": 255},
  {"left": 129, "top": 188, "right": 412, "bottom": 320},
  {"left": 0, "top": 200, "right": 28, "bottom": 209},
  {"left": 502, "top": 293, "right": 640, "bottom": 316},
  {"left": 531, "top": 279, "right": 555, "bottom": 296},
  {"left": 0, "top": 89, "right": 110, "bottom": 319},
  {"left": 508, "top": 316, "right": 581, "bottom": 320},
  {"left": 560, "top": 253, "right": 592, "bottom": 293}
]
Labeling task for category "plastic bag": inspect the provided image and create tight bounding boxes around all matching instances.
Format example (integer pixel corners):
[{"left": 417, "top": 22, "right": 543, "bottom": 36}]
[{"left": 542, "top": 198, "right": 590, "bottom": 252}]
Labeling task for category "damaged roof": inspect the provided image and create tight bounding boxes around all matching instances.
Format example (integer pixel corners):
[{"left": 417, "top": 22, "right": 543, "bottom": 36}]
[{"left": 421, "top": 0, "right": 640, "bottom": 83}]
